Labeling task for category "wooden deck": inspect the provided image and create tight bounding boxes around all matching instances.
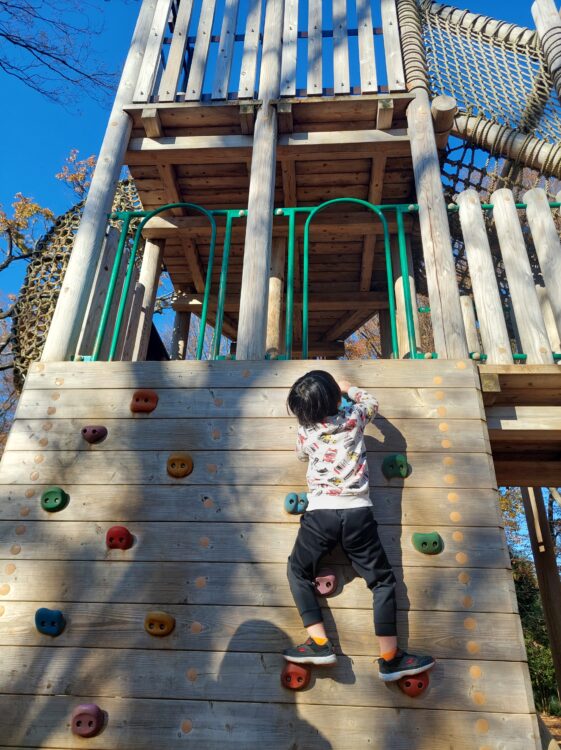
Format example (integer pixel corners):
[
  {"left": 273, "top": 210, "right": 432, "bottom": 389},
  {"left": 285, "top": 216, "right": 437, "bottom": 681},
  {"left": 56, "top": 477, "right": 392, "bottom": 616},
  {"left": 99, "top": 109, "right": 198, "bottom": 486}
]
[
  {"left": 124, "top": 95, "right": 417, "bottom": 351},
  {"left": 0, "top": 359, "right": 540, "bottom": 748}
]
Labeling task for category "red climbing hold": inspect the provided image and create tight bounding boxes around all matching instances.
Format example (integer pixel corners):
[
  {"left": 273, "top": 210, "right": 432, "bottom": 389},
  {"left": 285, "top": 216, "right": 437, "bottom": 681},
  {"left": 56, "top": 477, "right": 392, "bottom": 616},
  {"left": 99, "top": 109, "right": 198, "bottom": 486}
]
[
  {"left": 397, "top": 670, "right": 430, "bottom": 697},
  {"left": 314, "top": 568, "right": 338, "bottom": 597},
  {"left": 71, "top": 704, "right": 104, "bottom": 737},
  {"left": 281, "top": 662, "right": 311, "bottom": 690},
  {"left": 130, "top": 389, "right": 159, "bottom": 414},
  {"left": 106, "top": 526, "right": 134, "bottom": 550},
  {"left": 81, "top": 426, "right": 108, "bottom": 444}
]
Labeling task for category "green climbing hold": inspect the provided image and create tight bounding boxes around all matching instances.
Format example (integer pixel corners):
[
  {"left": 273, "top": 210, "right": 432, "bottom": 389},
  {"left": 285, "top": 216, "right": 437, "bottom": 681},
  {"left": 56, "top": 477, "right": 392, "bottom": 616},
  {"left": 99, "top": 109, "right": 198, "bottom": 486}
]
[
  {"left": 412, "top": 531, "right": 444, "bottom": 555},
  {"left": 381, "top": 454, "right": 409, "bottom": 480},
  {"left": 40, "top": 487, "right": 70, "bottom": 513}
]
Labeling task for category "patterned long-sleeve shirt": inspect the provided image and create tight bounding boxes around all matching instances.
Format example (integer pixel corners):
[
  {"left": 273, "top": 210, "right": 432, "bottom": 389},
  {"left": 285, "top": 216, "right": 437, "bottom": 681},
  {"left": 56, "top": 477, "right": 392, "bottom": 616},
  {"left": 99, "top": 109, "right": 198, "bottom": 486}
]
[{"left": 295, "top": 386, "right": 379, "bottom": 511}]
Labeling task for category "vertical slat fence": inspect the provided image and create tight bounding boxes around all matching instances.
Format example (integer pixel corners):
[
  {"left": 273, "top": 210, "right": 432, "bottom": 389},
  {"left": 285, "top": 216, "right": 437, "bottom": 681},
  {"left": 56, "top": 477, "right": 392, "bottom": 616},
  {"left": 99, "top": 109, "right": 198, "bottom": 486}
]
[
  {"left": 238, "top": 0, "right": 263, "bottom": 99},
  {"left": 134, "top": 0, "right": 174, "bottom": 102},
  {"left": 357, "top": 0, "right": 378, "bottom": 93},
  {"left": 332, "top": 0, "right": 350, "bottom": 94},
  {"left": 212, "top": 0, "right": 241, "bottom": 99},
  {"left": 280, "top": 0, "right": 299, "bottom": 96},
  {"left": 158, "top": 0, "right": 196, "bottom": 102},
  {"left": 307, "top": 0, "right": 323, "bottom": 95},
  {"left": 185, "top": 0, "right": 218, "bottom": 101}
]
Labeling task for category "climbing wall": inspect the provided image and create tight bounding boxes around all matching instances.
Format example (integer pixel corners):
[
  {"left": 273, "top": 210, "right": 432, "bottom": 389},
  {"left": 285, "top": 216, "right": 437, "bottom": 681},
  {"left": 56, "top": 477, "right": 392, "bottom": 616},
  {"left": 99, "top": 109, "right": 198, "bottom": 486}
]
[{"left": 0, "top": 359, "right": 540, "bottom": 749}]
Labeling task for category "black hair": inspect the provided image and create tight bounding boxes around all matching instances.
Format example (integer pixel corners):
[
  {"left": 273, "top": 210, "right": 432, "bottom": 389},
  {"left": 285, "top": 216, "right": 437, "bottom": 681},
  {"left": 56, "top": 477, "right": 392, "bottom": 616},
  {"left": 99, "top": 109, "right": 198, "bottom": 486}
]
[{"left": 287, "top": 370, "right": 341, "bottom": 428}]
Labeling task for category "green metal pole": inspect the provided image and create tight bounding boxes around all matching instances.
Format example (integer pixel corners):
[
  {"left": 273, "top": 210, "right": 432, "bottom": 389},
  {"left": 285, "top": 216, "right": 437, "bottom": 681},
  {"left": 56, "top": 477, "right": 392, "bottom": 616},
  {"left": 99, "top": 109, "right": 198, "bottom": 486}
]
[
  {"left": 284, "top": 210, "right": 296, "bottom": 360},
  {"left": 211, "top": 211, "right": 234, "bottom": 359},
  {"left": 382, "top": 220, "right": 399, "bottom": 359},
  {"left": 303, "top": 215, "right": 310, "bottom": 359},
  {"left": 396, "top": 207, "right": 419, "bottom": 359},
  {"left": 195, "top": 219, "right": 217, "bottom": 360},
  {"left": 108, "top": 221, "right": 143, "bottom": 361},
  {"left": 91, "top": 213, "right": 132, "bottom": 361}
]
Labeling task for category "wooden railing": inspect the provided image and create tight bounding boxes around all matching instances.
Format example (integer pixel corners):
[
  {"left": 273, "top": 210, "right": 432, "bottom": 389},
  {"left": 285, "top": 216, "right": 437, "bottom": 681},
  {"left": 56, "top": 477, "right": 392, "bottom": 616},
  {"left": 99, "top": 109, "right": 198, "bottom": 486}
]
[
  {"left": 455, "top": 188, "right": 561, "bottom": 365},
  {"left": 132, "top": 0, "right": 406, "bottom": 105}
]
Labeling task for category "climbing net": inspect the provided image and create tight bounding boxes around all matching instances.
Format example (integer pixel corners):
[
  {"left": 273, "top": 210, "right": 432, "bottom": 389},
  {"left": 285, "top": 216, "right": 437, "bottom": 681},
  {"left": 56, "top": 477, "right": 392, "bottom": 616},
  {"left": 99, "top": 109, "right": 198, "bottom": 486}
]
[{"left": 11, "top": 180, "right": 141, "bottom": 391}]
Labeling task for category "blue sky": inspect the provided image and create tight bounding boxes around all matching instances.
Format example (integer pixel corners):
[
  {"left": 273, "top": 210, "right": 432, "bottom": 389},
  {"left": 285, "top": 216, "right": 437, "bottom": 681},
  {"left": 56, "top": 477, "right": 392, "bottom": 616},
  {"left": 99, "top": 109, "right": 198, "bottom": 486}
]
[{"left": 0, "top": 0, "right": 536, "bottom": 295}]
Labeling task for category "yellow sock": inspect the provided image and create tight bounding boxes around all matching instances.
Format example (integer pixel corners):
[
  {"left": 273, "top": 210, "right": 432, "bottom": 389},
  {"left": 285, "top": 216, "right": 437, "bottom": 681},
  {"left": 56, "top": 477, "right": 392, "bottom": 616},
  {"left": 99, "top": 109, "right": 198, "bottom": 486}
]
[
  {"left": 381, "top": 648, "right": 397, "bottom": 662},
  {"left": 312, "top": 636, "right": 328, "bottom": 646}
]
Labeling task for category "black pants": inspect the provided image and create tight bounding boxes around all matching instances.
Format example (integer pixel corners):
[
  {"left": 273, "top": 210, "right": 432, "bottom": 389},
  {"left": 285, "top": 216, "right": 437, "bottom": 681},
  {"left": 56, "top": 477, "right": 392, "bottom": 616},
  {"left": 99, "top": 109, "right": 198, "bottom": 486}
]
[{"left": 287, "top": 507, "right": 397, "bottom": 636}]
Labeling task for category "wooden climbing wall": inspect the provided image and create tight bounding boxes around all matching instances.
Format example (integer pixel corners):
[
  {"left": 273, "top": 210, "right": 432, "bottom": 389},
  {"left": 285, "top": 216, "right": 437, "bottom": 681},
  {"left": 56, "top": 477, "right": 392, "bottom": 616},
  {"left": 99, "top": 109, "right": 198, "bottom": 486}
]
[{"left": 0, "top": 359, "right": 540, "bottom": 749}]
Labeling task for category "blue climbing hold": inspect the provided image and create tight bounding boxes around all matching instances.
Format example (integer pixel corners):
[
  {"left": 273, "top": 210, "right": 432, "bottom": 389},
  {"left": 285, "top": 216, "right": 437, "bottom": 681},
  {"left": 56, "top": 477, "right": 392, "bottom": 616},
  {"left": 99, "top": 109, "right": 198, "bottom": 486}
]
[
  {"left": 284, "top": 492, "right": 308, "bottom": 515},
  {"left": 35, "top": 607, "right": 66, "bottom": 637}
]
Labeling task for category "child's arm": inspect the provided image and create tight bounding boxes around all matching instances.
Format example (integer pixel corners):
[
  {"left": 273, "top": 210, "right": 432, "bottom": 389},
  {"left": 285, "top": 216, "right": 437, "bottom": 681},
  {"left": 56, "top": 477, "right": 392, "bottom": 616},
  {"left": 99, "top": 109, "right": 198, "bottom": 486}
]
[
  {"left": 295, "top": 426, "right": 309, "bottom": 462},
  {"left": 339, "top": 380, "right": 379, "bottom": 423}
]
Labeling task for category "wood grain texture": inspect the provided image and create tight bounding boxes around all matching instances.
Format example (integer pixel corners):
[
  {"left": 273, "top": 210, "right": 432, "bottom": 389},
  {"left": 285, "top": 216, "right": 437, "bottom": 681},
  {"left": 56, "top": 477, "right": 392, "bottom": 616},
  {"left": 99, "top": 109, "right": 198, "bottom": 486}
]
[
  {"left": 238, "top": 0, "right": 262, "bottom": 98},
  {"left": 332, "top": 0, "right": 350, "bottom": 95},
  {"left": 0, "top": 695, "right": 541, "bottom": 750},
  {"left": 0, "top": 484, "right": 502, "bottom": 526},
  {"left": 185, "top": 0, "right": 217, "bottom": 101},
  {"left": 356, "top": 0, "right": 377, "bottom": 93},
  {"left": 157, "top": 0, "right": 196, "bottom": 101},
  {"left": 4, "top": 648, "right": 533, "bottom": 713},
  {"left": 0, "top": 449, "right": 497, "bottom": 488},
  {"left": 133, "top": 0, "right": 172, "bottom": 102},
  {"left": 26, "top": 359, "right": 480, "bottom": 390},
  {"left": 0, "top": 521, "right": 509, "bottom": 567},
  {"left": 211, "top": 0, "right": 240, "bottom": 99},
  {"left": 0, "top": 559, "right": 516, "bottom": 611}
]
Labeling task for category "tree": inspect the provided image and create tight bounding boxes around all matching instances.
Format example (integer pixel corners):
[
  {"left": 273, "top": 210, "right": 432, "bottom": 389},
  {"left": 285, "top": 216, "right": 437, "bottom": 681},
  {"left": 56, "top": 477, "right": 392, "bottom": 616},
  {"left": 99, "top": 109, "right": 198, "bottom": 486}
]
[{"left": 0, "top": 0, "right": 120, "bottom": 103}]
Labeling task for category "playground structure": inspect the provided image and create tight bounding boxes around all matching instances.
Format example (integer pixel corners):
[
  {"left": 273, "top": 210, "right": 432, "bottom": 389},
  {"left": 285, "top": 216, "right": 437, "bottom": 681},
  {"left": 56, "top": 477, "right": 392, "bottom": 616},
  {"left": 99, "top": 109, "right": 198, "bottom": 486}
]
[{"left": 2, "top": 0, "right": 561, "bottom": 747}]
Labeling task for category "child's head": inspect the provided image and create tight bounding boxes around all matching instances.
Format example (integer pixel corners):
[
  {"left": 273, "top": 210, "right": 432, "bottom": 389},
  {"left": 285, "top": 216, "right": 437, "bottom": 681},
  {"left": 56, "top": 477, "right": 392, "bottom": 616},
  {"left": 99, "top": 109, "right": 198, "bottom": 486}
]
[{"left": 287, "top": 370, "right": 341, "bottom": 427}]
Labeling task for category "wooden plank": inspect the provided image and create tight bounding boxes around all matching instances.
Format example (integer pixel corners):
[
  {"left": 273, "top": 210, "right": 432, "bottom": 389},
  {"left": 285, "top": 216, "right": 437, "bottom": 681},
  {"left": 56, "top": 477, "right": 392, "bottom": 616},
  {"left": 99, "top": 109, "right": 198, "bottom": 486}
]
[
  {"left": 238, "top": 0, "right": 262, "bottom": 99},
  {"left": 15, "top": 387, "right": 484, "bottom": 421},
  {"left": 212, "top": 0, "right": 240, "bottom": 100},
  {"left": 487, "top": 406, "right": 561, "bottom": 435},
  {"left": 332, "top": 0, "right": 350, "bottom": 95},
  {"left": 356, "top": 0, "right": 377, "bottom": 93},
  {"left": 457, "top": 189, "right": 513, "bottom": 365},
  {"left": 281, "top": 159, "right": 297, "bottom": 206},
  {"left": 0, "top": 449, "right": 498, "bottom": 489},
  {"left": 0, "top": 695, "right": 541, "bottom": 750},
  {"left": 141, "top": 107, "right": 164, "bottom": 137},
  {"left": 127, "top": 238, "right": 164, "bottom": 361},
  {"left": 536, "top": 285, "right": 561, "bottom": 352},
  {"left": 376, "top": 98, "right": 394, "bottom": 129},
  {"left": 391, "top": 237, "right": 421, "bottom": 358},
  {"left": 182, "top": 238, "right": 206, "bottom": 292},
  {"left": 381, "top": 0, "right": 405, "bottom": 91},
  {"left": 75, "top": 227, "right": 120, "bottom": 358},
  {"left": 5, "top": 647, "right": 533, "bottom": 713},
  {"left": 133, "top": 0, "right": 173, "bottom": 102},
  {"left": 307, "top": 0, "right": 322, "bottom": 95},
  {"left": 494, "top": 458, "right": 561, "bottom": 487},
  {"left": 525, "top": 188, "right": 561, "bottom": 341},
  {"left": 0, "top": 520, "right": 509, "bottom": 567},
  {"left": 492, "top": 189, "right": 553, "bottom": 364},
  {"left": 25, "top": 359, "right": 480, "bottom": 389},
  {"left": 280, "top": 0, "right": 298, "bottom": 97},
  {"left": 158, "top": 0, "right": 196, "bottom": 102},
  {"left": 460, "top": 295, "right": 480, "bottom": 355},
  {"left": 185, "top": 0, "right": 217, "bottom": 101},
  {"left": 0, "top": 484, "right": 502, "bottom": 527},
  {"left": 173, "top": 291, "right": 389, "bottom": 312}
]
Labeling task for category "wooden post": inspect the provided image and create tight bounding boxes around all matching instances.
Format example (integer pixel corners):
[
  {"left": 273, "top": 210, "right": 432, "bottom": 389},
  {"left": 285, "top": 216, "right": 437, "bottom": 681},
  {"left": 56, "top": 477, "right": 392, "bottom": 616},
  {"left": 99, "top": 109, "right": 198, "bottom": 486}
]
[
  {"left": 520, "top": 487, "right": 561, "bottom": 699},
  {"left": 41, "top": 0, "right": 158, "bottom": 362},
  {"left": 390, "top": 238, "right": 420, "bottom": 358},
  {"left": 525, "top": 188, "right": 561, "bottom": 341},
  {"left": 236, "top": 0, "right": 284, "bottom": 360},
  {"left": 397, "top": 0, "right": 468, "bottom": 359},
  {"left": 431, "top": 95, "right": 457, "bottom": 150},
  {"left": 171, "top": 311, "right": 191, "bottom": 360},
  {"left": 266, "top": 237, "right": 286, "bottom": 358},
  {"left": 456, "top": 189, "right": 513, "bottom": 364},
  {"left": 492, "top": 189, "right": 553, "bottom": 364},
  {"left": 122, "top": 239, "right": 164, "bottom": 361},
  {"left": 459, "top": 295, "right": 480, "bottom": 355},
  {"left": 536, "top": 285, "right": 561, "bottom": 351},
  {"left": 532, "top": 0, "right": 561, "bottom": 103}
]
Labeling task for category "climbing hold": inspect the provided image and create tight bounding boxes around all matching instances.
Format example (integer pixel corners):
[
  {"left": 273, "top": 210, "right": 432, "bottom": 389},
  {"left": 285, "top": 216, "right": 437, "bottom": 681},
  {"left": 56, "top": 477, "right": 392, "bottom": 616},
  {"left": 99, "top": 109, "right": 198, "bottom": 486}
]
[
  {"left": 106, "top": 526, "right": 134, "bottom": 550},
  {"left": 167, "top": 453, "right": 194, "bottom": 478},
  {"left": 314, "top": 568, "right": 338, "bottom": 597},
  {"left": 397, "top": 671, "right": 430, "bottom": 697},
  {"left": 130, "top": 389, "right": 159, "bottom": 414},
  {"left": 381, "top": 454, "right": 410, "bottom": 480},
  {"left": 81, "top": 426, "right": 108, "bottom": 444},
  {"left": 144, "top": 610, "right": 176, "bottom": 637},
  {"left": 412, "top": 531, "right": 444, "bottom": 555},
  {"left": 71, "top": 704, "right": 105, "bottom": 738},
  {"left": 284, "top": 492, "right": 308, "bottom": 515},
  {"left": 40, "top": 487, "right": 69, "bottom": 513},
  {"left": 35, "top": 607, "right": 66, "bottom": 637},
  {"left": 281, "top": 662, "right": 311, "bottom": 690}
]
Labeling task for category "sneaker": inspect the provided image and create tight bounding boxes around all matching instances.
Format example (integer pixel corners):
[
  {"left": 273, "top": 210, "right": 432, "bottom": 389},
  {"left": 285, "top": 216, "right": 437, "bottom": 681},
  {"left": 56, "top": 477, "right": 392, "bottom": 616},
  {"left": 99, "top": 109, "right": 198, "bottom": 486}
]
[
  {"left": 283, "top": 637, "right": 337, "bottom": 665},
  {"left": 377, "top": 650, "right": 435, "bottom": 682}
]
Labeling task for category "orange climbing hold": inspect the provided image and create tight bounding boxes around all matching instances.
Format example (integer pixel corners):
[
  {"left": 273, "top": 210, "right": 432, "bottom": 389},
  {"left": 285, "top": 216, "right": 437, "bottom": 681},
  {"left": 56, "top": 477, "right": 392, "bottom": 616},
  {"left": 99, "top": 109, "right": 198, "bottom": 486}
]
[
  {"left": 167, "top": 453, "right": 194, "bottom": 478},
  {"left": 144, "top": 610, "right": 176, "bottom": 637},
  {"left": 281, "top": 662, "right": 311, "bottom": 690},
  {"left": 130, "top": 389, "right": 159, "bottom": 414}
]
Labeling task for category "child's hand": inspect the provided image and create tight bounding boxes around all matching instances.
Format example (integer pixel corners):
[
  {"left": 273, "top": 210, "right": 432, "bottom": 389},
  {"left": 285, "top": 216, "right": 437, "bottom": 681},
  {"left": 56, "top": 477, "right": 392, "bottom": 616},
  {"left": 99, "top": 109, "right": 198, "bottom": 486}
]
[{"left": 338, "top": 379, "right": 352, "bottom": 394}]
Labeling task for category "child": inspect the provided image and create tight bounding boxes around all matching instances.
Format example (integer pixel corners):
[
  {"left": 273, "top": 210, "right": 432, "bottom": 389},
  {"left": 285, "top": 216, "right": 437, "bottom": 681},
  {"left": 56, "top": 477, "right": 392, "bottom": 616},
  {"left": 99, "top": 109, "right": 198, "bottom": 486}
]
[{"left": 283, "top": 370, "right": 435, "bottom": 681}]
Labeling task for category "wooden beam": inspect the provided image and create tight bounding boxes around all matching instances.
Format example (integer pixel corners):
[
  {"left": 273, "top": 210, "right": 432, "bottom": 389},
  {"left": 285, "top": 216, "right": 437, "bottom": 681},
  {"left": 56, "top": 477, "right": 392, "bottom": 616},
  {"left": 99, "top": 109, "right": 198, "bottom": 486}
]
[
  {"left": 141, "top": 107, "right": 163, "bottom": 137},
  {"left": 431, "top": 95, "right": 457, "bottom": 150},
  {"left": 281, "top": 160, "right": 297, "bottom": 207},
  {"left": 41, "top": 0, "right": 158, "bottom": 362},
  {"left": 376, "top": 98, "right": 394, "bottom": 130},
  {"left": 170, "top": 311, "right": 191, "bottom": 359},
  {"left": 521, "top": 487, "right": 561, "bottom": 699},
  {"left": 239, "top": 103, "right": 256, "bottom": 135},
  {"left": 277, "top": 101, "right": 294, "bottom": 134},
  {"left": 266, "top": 237, "right": 286, "bottom": 357},
  {"left": 173, "top": 291, "right": 389, "bottom": 313},
  {"left": 532, "top": 0, "right": 561, "bottom": 103},
  {"left": 157, "top": 163, "right": 185, "bottom": 216},
  {"left": 123, "top": 238, "right": 165, "bottom": 361},
  {"left": 237, "top": 0, "right": 284, "bottom": 360},
  {"left": 182, "top": 239, "right": 206, "bottom": 293},
  {"left": 494, "top": 458, "right": 561, "bottom": 486},
  {"left": 325, "top": 310, "right": 368, "bottom": 342},
  {"left": 360, "top": 155, "right": 386, "bottom": 291}
]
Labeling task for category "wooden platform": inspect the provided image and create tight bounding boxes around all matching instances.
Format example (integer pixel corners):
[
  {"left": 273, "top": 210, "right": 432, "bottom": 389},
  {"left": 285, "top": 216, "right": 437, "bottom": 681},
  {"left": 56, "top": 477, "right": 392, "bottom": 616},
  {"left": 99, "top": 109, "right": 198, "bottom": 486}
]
[
  {"left": 124, "top": 96, "right": 417, "bottom": 350},
  {"left": 0, "top": 359, "right": 540, "bottom": 748}
]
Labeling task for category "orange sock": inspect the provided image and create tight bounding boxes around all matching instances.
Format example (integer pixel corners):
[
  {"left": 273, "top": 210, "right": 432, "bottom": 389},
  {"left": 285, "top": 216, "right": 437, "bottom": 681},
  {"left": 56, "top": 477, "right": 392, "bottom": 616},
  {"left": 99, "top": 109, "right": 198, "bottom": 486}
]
[
  {"left": 312, "top": 636, "right": 328, "bottom": 646},
  {"left": 381, "top": 648, "right": 398, "bottom": 662}
]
